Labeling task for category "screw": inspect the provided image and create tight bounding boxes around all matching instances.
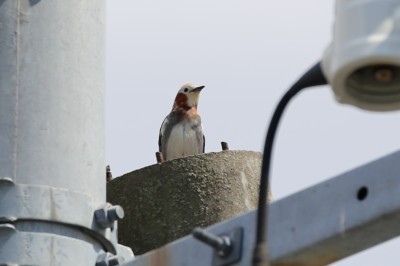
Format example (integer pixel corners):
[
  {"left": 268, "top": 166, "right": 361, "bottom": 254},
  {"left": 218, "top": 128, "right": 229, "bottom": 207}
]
[
  {"left": 107, "top": 206, "right": 125, "bottom": 222},
  {"left": 95, "top": 205, "right": 124, "bottom": 229},
  {"left": 96, "top": 252, "right": 119, "bottom": 266},
  {"left": 106, "top": 165, "right": 112, "bottom": 182},
  {"left": 156, "top": 152, "right": 164, "bottom": 163},
  {"left": 221, "top": 142, "right": 229, "bottom": 151},
  {"left": 106, "top": 165, "right": 113, "bottom": 182},
  {"left": 192, "top": 227, "right": 232, "bottom": 257}
]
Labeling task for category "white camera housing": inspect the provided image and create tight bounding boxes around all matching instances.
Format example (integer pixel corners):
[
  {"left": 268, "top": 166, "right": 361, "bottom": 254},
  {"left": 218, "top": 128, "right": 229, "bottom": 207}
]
[{"left": 322, "top": 0, "right": 400, "bottom": 111}]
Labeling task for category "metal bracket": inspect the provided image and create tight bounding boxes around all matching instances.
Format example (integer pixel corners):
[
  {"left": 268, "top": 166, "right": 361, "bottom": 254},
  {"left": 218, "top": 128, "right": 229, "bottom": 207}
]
[{"left": 193, "top": 227, "right": 243, "bottom": 266}]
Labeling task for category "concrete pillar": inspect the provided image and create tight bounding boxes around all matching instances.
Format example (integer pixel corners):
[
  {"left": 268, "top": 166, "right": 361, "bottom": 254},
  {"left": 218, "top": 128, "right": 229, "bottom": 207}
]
[{"left": 108, "top": 151, "right": 272, "bottom": 255}]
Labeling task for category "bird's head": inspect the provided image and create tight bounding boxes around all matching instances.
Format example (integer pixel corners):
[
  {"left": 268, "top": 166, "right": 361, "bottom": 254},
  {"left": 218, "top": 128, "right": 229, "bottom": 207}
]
[{"left": 173, "top": 83, "right": 205, "bottom": 111}]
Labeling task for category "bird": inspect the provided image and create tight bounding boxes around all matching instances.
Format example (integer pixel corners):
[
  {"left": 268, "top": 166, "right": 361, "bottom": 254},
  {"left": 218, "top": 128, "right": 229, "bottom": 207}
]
[{"left": 158, "top": 83, "right": 205, "bottom": 161}]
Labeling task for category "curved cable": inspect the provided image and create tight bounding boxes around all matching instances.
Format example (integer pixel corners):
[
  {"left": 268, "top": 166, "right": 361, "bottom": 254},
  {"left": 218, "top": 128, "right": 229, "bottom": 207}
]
[{"left": 252, "top": 61, "right": 328, "bottom": 265}]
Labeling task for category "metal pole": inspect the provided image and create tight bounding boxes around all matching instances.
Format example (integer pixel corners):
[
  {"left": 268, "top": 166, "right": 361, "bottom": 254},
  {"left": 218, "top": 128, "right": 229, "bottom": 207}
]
[{"left": 0, "top": 0, "right": 132, "bottom": 265}]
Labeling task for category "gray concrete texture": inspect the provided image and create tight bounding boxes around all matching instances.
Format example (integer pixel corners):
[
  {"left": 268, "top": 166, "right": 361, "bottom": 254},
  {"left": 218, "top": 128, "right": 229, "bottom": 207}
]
[{"left": 107, "top": 150, "right": 272, "bottom": 255}]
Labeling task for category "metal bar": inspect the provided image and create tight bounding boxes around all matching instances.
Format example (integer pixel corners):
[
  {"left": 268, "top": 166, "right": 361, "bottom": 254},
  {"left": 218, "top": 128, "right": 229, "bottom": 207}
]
[{"left": 123, "top": 150, "right": 400, "bottom": 266}]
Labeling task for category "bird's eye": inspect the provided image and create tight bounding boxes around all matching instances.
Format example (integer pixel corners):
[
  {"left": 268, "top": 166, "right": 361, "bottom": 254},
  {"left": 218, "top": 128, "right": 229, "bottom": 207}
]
[{"left": 184, "top": 88, "right": 189, "bottom": 92}]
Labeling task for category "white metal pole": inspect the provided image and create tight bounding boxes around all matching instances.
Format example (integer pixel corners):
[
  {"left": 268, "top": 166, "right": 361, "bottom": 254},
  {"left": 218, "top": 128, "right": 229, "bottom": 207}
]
[{"left": 0, "top": 0, "right": 132, "bottom": 264}]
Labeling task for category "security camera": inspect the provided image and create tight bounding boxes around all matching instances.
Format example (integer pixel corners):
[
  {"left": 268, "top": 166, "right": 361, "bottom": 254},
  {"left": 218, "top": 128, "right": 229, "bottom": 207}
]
[{"left": 322, "top": 0, "right": 400, "bottom": 111}]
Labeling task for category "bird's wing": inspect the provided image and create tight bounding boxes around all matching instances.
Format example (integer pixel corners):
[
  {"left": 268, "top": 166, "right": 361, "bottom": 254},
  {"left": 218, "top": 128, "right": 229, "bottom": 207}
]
[
  {"left": 195, "top": 121, "right": 205, "bottom": 154},
  {"left": 158, "top": 113, "right": 181, "bottom": 159},
  {"left": 202, "top": 134, "right": 205, "bottom": 153},
  {"left": 158, "top": 116, "right": 168, "bottom": 152},
  {"left": 158, "top": 132, "right": 162, "bottom": 153}
]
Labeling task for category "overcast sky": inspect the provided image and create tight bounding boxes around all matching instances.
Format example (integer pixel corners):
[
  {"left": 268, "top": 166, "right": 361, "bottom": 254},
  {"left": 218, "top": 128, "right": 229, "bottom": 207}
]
[{"left": 106, "top": 1, "right": 400, "bottom": 264}]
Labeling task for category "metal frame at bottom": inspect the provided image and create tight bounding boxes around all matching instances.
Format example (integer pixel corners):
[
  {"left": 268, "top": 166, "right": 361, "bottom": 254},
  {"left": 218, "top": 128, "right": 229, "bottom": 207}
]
[{"left": 123, "top": 150, "right": 400, "bottom": 266}]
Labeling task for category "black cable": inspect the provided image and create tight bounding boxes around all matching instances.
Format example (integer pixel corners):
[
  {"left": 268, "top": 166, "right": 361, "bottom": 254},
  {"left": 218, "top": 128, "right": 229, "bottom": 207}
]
[{"left": 252, "top": 61, "right": 328, "bottom": 265}]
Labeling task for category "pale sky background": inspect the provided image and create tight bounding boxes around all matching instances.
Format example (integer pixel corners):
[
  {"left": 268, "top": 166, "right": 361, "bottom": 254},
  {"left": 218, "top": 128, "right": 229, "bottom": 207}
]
[{"left": 106, "top": 1, "right": 400, "bottom": 265}]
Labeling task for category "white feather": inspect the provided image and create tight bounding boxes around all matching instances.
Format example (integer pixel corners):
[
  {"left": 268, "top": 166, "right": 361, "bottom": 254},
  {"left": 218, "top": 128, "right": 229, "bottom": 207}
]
[{"left": 166, "top": 120, "right": 202, "bottom": 160}]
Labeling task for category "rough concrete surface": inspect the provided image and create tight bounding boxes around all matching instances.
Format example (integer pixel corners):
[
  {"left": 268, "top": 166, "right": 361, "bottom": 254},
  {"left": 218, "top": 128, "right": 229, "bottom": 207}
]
[{"left": 107, "top": 150, "right": 272, "bottom": 255}]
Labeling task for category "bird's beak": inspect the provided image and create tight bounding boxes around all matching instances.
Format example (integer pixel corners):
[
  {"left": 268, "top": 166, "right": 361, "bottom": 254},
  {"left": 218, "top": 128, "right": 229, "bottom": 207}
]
[{"left": 190, "top": 86, "right": 205, "bottom": 93}]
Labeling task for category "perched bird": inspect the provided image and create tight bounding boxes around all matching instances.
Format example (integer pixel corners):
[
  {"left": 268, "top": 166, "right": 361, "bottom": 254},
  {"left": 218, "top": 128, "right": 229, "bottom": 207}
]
[{"left": 159, "top": 83, "right": 205, "bottom": 161}]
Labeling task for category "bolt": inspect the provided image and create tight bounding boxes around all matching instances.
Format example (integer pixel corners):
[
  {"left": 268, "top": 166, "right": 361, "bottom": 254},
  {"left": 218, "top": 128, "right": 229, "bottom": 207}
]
[
  {"left": 156, "top": 152, "right": 164, "bottom": 163},
  {"left": 106, "top": 165, "right": 113, "bottom": 182},
  {"left": 192, "top": 227, "right": 232, "bottom": 257},
  {"left": 96, "top": 252, "right": 119, "bottom": 266},
  {"left": 107, "top": 206, "right": 125, "bottom": 222},
  {"left": 95, "top": 205, "right": 124, "bottom": 229},
  {"left": 221, "top": 142, "right": 229, "bottom": 151}
]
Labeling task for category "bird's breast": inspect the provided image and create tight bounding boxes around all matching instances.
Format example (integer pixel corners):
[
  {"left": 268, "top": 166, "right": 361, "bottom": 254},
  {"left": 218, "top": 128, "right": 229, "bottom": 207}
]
[{"left": 166, "top": 119, "right": 203, "bottom": 160}]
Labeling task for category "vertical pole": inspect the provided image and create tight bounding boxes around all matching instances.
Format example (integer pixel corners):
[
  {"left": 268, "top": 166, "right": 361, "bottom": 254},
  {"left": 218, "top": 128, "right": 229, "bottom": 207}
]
[{"left": 0, "top": 0, "right": 132, "bottom": 265}]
